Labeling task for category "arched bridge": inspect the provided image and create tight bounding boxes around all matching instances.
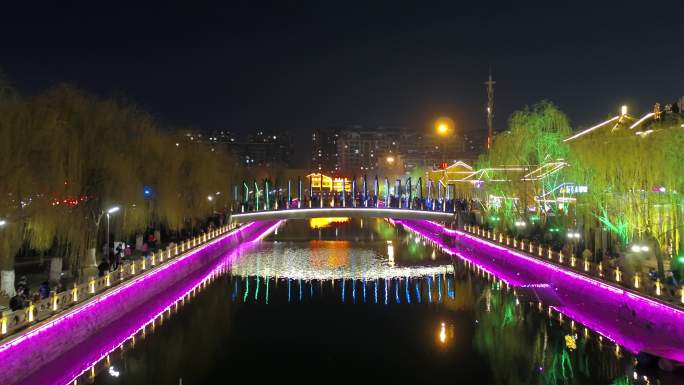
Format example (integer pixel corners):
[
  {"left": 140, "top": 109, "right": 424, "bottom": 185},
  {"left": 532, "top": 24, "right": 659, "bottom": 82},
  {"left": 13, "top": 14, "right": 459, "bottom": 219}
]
[{"left": 229, "top": 207, "right": 455, "bottom": 224}]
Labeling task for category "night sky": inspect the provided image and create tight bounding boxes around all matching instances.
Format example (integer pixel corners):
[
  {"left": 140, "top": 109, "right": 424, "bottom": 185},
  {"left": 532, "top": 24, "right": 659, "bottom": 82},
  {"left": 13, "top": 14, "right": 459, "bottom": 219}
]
[{"left": 1, "top": 2, "right": 682, "bottom": 165}]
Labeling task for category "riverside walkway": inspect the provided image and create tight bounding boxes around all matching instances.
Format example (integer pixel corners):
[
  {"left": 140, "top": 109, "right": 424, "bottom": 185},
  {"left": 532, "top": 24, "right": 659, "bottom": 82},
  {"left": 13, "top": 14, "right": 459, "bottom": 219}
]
[{"left": 0, "top": 221, "right": 281, "bottom": 385}]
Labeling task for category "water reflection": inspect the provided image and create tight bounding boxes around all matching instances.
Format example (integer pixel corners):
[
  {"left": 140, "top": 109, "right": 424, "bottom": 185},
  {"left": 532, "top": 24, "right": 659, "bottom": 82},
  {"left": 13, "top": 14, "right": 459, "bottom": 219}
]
[
  {"left": 84, "top": 219, "right": 677, "bottom": 385},
  {"left": 229, "top": 274, "right": 456, "bottom": 305},
  {"left": 229, "top": 244, "right": 453, "bottom": 281},
  {"left": 308, "top": 217, "right": 350, "bottom": 229},
  {"left": 466, "top": 262, "right": 640, "bottom": 385}
]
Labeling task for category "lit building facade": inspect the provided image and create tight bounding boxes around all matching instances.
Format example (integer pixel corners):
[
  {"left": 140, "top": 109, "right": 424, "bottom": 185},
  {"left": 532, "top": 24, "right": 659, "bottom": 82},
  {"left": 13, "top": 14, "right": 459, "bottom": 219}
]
[
  {"left": 310, "top": 125, "right": 484, "bottom": 176},
  {"left": 311, "top": 128, "right": 340, "bottom": 174}
]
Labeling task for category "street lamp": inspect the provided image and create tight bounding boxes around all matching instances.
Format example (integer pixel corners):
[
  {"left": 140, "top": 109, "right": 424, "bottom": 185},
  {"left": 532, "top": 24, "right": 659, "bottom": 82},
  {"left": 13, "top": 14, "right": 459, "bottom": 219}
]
[
  {"left": 106, "top": 206, "right": 120, "bottom": 258},
  {"left": 434, "top": 117, "right": 455, "bottom": 164},
  {"left": 435, "top": 117, "right": 454, "bottom": 137},
  {"left": 0, "top": 220, "right": 6, "bottom": 227},
  {"left": 567, "top": 231, "right": 581, "bottom": 256},
  {"left": 630, "top": 244, "right": 649, "bottom": 253}
]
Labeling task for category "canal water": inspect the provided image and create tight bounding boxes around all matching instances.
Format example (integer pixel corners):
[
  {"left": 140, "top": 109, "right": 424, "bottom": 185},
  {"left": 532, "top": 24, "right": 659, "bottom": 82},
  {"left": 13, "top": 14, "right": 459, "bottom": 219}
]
[{"left": 89, "top": 219, "right": 676, "bottom": 385}]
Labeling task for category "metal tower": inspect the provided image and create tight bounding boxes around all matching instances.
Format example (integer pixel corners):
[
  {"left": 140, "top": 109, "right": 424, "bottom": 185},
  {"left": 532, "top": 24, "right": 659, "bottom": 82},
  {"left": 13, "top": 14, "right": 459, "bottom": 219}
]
[{"left": 484, "top": 70, "right": 496, "bottom": 150}]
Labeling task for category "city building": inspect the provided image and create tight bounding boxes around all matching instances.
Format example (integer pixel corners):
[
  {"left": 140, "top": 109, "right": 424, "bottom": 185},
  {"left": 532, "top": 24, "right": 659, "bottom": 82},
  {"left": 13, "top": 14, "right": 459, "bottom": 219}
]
[
  {"left": 233, "top": 131, "right": 293, "bottom": 167},
  {"left": 336, "top": 125, "right": 405, "bottom": 175},
  {"left": 311, "top": 127, "right": 340, "bottom": 174},
  {"left": 185, "top": 129, "right": 294, "bottom": 168},
  {"left": 318, "top": 125, "right": 480, "bottom": 176}
]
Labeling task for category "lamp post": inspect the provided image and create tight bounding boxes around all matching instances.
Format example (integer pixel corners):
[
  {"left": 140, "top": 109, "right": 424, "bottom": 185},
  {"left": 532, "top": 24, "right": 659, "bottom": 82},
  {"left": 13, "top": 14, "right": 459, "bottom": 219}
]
[
  {"left": 207, "top": 194, "right": 216, "bottom": 214},
  {"left": 106, "top": 206, "right": 120, "bottom": 258},
  {"left": 567, "top": 231, "right": 581, "bottom": 256},
  {"left": 435, "top": 117, "right": 455, "bottom": 164}
]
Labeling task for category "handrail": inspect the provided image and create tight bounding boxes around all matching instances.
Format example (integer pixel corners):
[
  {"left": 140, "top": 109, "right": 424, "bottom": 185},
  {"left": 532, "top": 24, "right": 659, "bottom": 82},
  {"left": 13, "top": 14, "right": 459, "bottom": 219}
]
[
  {"left": 462, "top": 224, "right": 684, "bottom": 310},
  {"left": 0, "top": 224, "right": 240, "bottom": 339}
]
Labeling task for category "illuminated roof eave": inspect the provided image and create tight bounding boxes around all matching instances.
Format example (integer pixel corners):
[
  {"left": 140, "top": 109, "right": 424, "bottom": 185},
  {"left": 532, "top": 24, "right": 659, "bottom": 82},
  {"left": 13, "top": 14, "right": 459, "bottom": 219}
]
[
  {"left": 629, "top": 112, "right": 655, "bottom": 130},
  {"left": 564, "top": 116, "right": 619, "bottom": 142}
]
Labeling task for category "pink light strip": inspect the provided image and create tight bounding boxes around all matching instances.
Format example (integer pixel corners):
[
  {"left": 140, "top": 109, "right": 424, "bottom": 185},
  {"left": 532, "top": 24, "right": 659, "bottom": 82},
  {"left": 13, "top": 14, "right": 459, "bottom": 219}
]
[{"left": 0, "top": 222, "right": 257, "bottom": 354}]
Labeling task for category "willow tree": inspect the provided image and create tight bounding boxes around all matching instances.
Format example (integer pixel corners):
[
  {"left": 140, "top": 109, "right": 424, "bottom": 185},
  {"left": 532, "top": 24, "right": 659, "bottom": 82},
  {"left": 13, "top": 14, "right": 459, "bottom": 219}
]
[
  {"left": 477, "top": 101, "right": 572, "bottom": 230},
  {"left": 0, "top": 81, "right": 244, "bottom": 290},
  {"left": 567, "top": 115, "right": 684, "bottom": 276},
  {"left": 0, "top": 83, "right": 33, "bottom": 294}
]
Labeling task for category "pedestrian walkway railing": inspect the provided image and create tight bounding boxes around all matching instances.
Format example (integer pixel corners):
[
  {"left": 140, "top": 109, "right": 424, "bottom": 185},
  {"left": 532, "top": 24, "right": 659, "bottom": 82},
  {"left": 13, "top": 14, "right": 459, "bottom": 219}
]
[
  {"left": 0, "top": 224, "right": 240, "bottom": 338},
  {"left": 462, "top": 224, "right": 684, "bottom": 308},
  {"left": 237, "top": 196, "right": 463, "bottom": 213}
]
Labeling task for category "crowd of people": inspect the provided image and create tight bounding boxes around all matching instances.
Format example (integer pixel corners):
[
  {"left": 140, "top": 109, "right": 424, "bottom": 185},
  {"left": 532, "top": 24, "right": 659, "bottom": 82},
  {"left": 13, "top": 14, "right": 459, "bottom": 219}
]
[
  {"left": 97, "top": 232, "right": 159, "bottom": 277},
  {"left": 8, "top": 232, "right": 162, "bottom": 312},
  {"left": 9, "top": 276, "right": 55, "bottom": 311}
]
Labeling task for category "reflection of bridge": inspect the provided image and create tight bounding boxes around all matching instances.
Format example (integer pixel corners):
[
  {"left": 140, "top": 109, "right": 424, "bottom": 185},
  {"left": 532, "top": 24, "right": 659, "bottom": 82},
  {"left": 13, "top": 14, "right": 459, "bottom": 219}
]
[
  {"left": 230, "top": 207, "right": 455, "bottom": 224},
  {"left": 230, "top": 255, "right": 454, "bottom": 281},
  {"left": 229, "top": 273, "right": 456, "bottom": 305}
]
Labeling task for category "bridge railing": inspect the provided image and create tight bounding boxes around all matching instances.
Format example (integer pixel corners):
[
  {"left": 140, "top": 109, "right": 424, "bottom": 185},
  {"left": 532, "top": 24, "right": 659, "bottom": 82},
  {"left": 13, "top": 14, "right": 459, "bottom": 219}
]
[
  {"left": 463, "top": 224, "right": 684, "bottom": 308},
  {"left": 236, "top": 195, "right": 467, "bottom": 214},
  {"left": 0, "top": 223, "right": 241, "bottom": 339}
]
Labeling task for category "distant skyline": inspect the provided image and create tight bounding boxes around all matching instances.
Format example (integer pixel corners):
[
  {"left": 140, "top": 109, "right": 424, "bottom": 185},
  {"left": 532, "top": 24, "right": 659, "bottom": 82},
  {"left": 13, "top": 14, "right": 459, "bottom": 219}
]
[{"left": 1, "top": 1, "right": 683, "bottom": 166}]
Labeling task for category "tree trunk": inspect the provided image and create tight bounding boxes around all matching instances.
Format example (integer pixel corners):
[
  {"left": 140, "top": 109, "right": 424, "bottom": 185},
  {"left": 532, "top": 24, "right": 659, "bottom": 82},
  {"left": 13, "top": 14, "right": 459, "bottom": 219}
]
[
  {"left": 654, "top": 238, "right": 665, "bottom": 279},
  {"left": 1, "top": 270, "right": 15, "bottom": 297},
  {"left": 49, "top": 257, "right": 63, "bottom": 282}
]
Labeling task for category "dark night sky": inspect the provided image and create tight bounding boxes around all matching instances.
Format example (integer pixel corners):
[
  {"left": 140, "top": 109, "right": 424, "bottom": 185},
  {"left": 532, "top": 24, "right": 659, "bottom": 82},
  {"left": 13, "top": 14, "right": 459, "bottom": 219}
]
[{"left": 1, "top": 1, "right": 683, "bottom": 165}]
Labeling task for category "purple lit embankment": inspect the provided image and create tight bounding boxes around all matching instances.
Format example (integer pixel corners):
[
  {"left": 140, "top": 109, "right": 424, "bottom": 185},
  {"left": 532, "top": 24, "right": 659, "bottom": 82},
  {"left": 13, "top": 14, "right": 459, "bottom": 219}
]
[
  {"left": 1, "top": 220, "right": 281, "bottom": 385},
  {"left": 396, "top": 220, "right": 684, "bottom": 363}
]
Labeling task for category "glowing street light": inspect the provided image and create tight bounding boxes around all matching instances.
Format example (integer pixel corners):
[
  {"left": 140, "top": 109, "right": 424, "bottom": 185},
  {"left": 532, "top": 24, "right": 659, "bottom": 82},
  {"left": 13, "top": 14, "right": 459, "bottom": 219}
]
[
  {"left": 439, "top": 322, "right": 447, "bottom": 344},
  {"left": 207, "top": 195, "right": 214, "bottom": 201},
  {"left": 435, "top": 117, "right": 454, "bottom": 137},
  {"left": 106, "top": 206, "right": 120, "bottom": 258},
  {"left": 386, "top": 156, "right": 395, "bottom": 164},
  {"left": 434, "top": 117, "right": 454, "bottom": 163},
  {"left": 0, "top": 220, "right": 6, "bottom": 227},
  {"left": 630, "top": 244, "right": 649, "bottom": 253},
  {"left": 621, "top": 105, "right": 628, "bottom": 116}
]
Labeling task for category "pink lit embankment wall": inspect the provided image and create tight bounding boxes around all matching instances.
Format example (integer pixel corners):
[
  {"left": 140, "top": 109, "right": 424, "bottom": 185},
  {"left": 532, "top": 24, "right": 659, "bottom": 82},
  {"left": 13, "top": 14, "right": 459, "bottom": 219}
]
[
  {"left": 0, "top": 221, "right": 279, "bottom": 385},
  {"left": 397, "top": 220, "right": 684, "bottom": 364}
]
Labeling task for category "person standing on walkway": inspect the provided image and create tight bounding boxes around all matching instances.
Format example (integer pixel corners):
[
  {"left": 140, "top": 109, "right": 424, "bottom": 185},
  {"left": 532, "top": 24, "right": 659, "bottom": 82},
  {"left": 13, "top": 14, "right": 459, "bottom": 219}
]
[
  {"left": 98, "top": 259, "right": 110, "bottom": 277},
  {"left": 39, "top": 281, "right": 50, "bottom": 299}
]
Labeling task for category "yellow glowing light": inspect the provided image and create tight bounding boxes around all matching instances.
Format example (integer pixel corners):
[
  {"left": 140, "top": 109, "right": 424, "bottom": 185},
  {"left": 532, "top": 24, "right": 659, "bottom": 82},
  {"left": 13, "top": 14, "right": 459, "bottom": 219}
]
[
  {"left": 564, "top": 116, "right": 619, "bottom": 142},
  {"left": 308, "top": 217, "right": 350, "bottom": 229},
  {"left": 565, "top": 334, "right": 577, "bottom": 350},
  {"left": 621, "top": 105, "right": 628, "bottom": 116},
  {"left": 439, "top": 322, "right": 447, "bottom": 344},
  {"left": 386, "top": 156, "right": 395, "bottom": 163},
  {"left": 629, "top": 112, "right": 655, "bottom": 130},
  {"left": 435, "top": 117, "right": 454, "bottom": 136},
  {"left": 307, "top": 173, "right": 351, "bottom": 193}
]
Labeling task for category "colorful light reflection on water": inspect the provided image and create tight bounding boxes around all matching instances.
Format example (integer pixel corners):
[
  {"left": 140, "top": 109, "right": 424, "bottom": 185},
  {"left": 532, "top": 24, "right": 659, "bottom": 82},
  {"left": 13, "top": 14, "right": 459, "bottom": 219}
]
[{"left": 16, "top": 219, "right": 681, "bottom": 385}]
